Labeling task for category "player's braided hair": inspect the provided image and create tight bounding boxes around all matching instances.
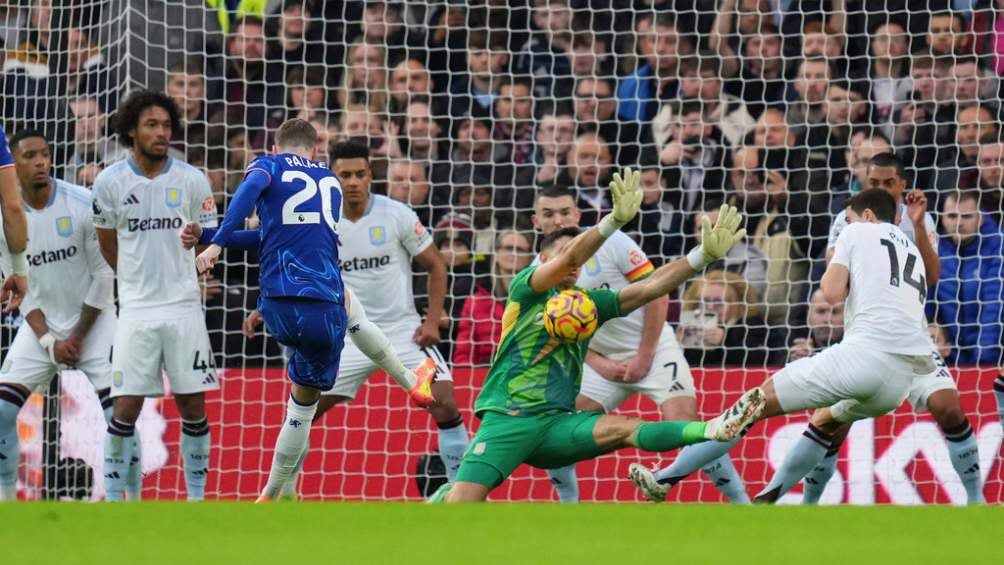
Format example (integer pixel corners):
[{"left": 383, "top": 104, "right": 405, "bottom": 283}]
[{"left": 114, "top": 89, "right": 182, "bottom": 148}]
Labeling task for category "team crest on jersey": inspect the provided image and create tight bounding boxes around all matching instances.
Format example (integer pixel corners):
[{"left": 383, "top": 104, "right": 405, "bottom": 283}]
[
  {"left": 113, "top": 371, "right": 123, "bottom": 388},
  {"left": 55, "top": 216, "right": 73, "bottom": 237},
  {"left": 585, "top": 257, "right": 601, "bottom": 275},
  {"left": 165, "top": 187, "right": 183, "bottom": 208},
  {"left": 369, "top": 226, "right": 386, "bottom": 246}
]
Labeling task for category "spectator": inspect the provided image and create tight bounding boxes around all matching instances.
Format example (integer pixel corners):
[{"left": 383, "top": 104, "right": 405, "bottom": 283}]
[
  {"left": 927, "top": 10, "right": 969, "bottom": 57},
  {"left": 733, "top": 23, "right": 786, "bottom": 118},
  {"left": 358, "top": 0, "right": 412, "bottom": 66},
  {"left": 493, "top": 76, "right": 535, "bottom": 165},
  {"left": 617, "top": 12, "right": 691, "bottom": 124},
  {"left": 401, "top": 99, "right": 447, "bottom": 165},
  {"left": 337, "top": 39, "right": 388, "bottom": 114},
  {"left": 265, "top": 0, "right": 336, "bottom": 72},
  {"left": 423, "top": 0, "right": 469, "bottom": 92},
  {"left": 388, "top": 59, "right": 444, "bottom": 120},
  {"left": 936, "top": 103, "right": 999, "bottom": 202},
  {"left": 283, "top": 66, "right": 331, "bottom": 123},
  {"left": 977, "top": 140, "right": 1004, "bottom": 220},
  {"left": 209, "top": 16, "right": 284, "bottom": 132},
  {"left": 929, "top": 190, "right": 1003, "bottom": 365},
  {"left": 803, "top": 84, "right": 868, "bottom": 177},
  {"left": 63, "top": 95, "right": 128, "bottom": 185},
  {"left": 434, "top": 217, "right": 480, "bottom": 358},
  {"left": 659, "top": 99, "right": 732, "bottom": 218},
  {"left": 800, "top": 18, "right": 854, "bottom": 81},
  {"left": 708, "top": 0, "right": 775, "bottom": 78},
  {"left": 514, "top": 0, "right": 574, "bottom": 101},
  {"left": 832, "top": 128, "right": 892, "bottom": 213},
  {"left": 449, "top": 28, "right": 509, "bottom": 119},
  {"left": 624, "top": 151, "right": 686, "bottom": 263},
  {"left": 751, "top": 107, "right": 795, "bottom": 149},
  {"left": 867, "top": 18, "right": 910, "bottom": 130},
  {"left": 307, "top": 115, "right": 339, "bottom": 163},
  {"left": 533, "top": 101, "right": 575, "bottom": 185},
  {"left": 787, "top": 289, "right": 845, "bottom": 362},
  {"left": 653, "top": 53, "right": 755, "bottom": 148},
  {"left": 728, "top": 144, "right": 827, "bottom": 324},
  {"left": 677, "top": 270, "right": 771, "bottom": 366},
  {"left": 575, "top": 76, "right": 640, "bottom": 165},
  {"left": 387, "top": 158, "right": 436, "bottom": 226},
  {"left": 786, "top": 57, "right": 832, "bottom": 139},
  {"left": 556, "top": 131, "right": 613, "bottom": 226},
  {"left": 165, "top": 58, "right": 224, "bottom": 164},
  {"left": 568, "top": 22, "right": 613, "bottom": 85},
  {"left": 692, "top": 201, "right": 769, "bottom": 300},
  {"left": 453, "top": 230, "right": 534, "bottom": 366},
  {"left": 450, "top": 184, "right": 498, "bottom": 259}
]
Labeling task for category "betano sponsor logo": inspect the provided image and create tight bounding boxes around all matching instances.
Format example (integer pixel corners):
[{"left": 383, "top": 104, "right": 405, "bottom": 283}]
[
  {"left": 28, "top": 245, "right": 78, "bottom": 266},
  {"left": 127, "top": 217, "right": 184, "bottom": 232},
  {"left": 339, "top": 255, "right": 390, "bottom": 272}
]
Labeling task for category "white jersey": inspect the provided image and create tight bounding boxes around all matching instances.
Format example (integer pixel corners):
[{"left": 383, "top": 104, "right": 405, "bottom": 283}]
[
  {"left": 828, "top": 203, "right": 936, "bottom": 250},
  {"left": 0, "top": 179, "right": 114, "bottom": 336},
  {"left": 533, "top": 231, "right": 673, "bottom": 355},
  {"left": 336, "top": 194, "right": 433, "bottom": 334},
  {"left": 91, "top": 158, "right": 218, "bottom": 320},
  {"left": 830, "top": 222, "right": 931, "bottom": 355}
]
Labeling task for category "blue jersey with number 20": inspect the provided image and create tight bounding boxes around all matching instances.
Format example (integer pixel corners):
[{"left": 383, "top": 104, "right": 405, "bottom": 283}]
[{"left": 213, "top": 153, "right": 344, "bottom": 304}]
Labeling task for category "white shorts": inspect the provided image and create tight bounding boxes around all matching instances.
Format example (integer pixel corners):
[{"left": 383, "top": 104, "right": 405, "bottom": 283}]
[
  {"left": 0, "top": 311, "right": 116, "bottom": 391},
  {"left": 772, "top": 342, "right": 933, "bottom": 424},
  {"left": 579, "top": 342, "right": 694, "bottom": 412},
  {"left": 905, "top": 351, "right": 958, "bottom": 413},
  {"left": 324, "top": 334, "right": 452, "bottom": 399},
  {"left": 111, "top": 309, "right": 218, "bottom": 397}
]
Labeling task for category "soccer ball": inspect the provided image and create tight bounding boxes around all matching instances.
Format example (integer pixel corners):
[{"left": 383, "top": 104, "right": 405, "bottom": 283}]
[{"left": 543, "top": 290, "right": 599, "bottom": 343}]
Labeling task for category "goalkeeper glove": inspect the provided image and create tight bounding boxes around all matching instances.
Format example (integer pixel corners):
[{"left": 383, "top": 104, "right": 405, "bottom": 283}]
[
  {"left": 686, "top": 204, "right": 746, "bottom": 271},
  {"left": 598, "top": 168, "right": 643, "bottom": 238}
]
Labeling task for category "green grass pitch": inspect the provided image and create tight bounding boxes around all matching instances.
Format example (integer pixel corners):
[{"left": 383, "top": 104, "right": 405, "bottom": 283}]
[{"left": 1, "top": 503, "right": 999, "bottom": 565}]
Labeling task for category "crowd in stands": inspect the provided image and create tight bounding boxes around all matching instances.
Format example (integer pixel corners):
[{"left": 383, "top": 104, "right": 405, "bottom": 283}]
[{"left": 1, "top": 0, "right": 1001, "bottom": 368}]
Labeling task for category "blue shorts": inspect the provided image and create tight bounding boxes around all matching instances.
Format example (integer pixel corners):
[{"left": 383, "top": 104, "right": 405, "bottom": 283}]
[{"left": 260, "top": 297, "right": 347, "bottom": 391}]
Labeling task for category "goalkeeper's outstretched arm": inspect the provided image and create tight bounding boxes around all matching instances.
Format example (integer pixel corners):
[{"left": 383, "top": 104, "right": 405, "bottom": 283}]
[
  {"left": 529, "top": 168, "right": 642, "bottom": 292},
  {"left": 619, "top": 205, "right": 746, "bottom": 314}
]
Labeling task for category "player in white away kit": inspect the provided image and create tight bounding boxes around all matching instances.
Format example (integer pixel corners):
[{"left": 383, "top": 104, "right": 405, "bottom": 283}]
[
  {"left": 631, "top": 189, "right": 979, "bottom": 503},
  {"left": 759, "top": 153, "right": 985, "bottom": 505},
  {"left": 531, "top": 185, "right": 749, "bottom": 504},
  {"left": 91, "top": 91, "right": 219, "bottom": 501},
  {"left": 267, "top": 143, "right": 468, "bottom": 496},
  {"left": 0, "top": 130, "right": 116, "bottom": 500}
]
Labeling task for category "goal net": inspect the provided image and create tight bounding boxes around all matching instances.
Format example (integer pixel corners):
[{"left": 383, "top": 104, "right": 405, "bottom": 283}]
[{"left": 2, "top": 0, "right": 1001, "bottom": 503}]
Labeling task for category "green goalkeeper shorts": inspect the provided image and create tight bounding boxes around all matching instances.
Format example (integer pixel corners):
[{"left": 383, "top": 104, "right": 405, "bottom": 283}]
[{"left": 454, "top": 411, "right": 606, "bottom": 489}]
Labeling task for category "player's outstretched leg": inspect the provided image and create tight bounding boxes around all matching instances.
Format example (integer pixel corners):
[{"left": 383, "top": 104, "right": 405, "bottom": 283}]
[
  {"left": 643, "top": 440, "right": 740, "bottom": 502},
  {"left": 346, "top": 290, "right": 435, "bottom": 407},
  {"left": 629, "top": 388, "right": 765, "bottom": 502},
  {"left": 546, "top": 465, "right": 579, "bottom": 503},
  {"left": 259, "top": 386, "right": 320, "bottom": 502},
  {"left": 0, "top": 384, "right": 28, "bottom": 500}
]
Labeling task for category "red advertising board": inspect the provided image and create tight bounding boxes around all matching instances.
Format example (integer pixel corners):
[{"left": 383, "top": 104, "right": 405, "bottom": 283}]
[{"left": 135, "top": 366, "right": 1004, "bottom": 504}]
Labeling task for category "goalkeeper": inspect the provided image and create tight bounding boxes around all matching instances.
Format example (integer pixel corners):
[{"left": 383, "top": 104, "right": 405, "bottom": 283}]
[{"left": 441, "top": 169, "right": 765, "bottom": 502}]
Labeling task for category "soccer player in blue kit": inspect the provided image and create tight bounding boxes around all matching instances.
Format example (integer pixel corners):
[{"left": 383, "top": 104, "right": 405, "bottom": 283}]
[
  {"left": 0, "top": 124, "right": 30, "bottom": 312},
  {"left": 193, "top": 119, "right": 434, "bottom": 501}
]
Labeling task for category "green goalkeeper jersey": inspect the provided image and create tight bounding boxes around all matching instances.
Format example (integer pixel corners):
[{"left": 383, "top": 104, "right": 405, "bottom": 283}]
[{"left": 474, "top": 265, "right": 622, "bottom": 418}]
